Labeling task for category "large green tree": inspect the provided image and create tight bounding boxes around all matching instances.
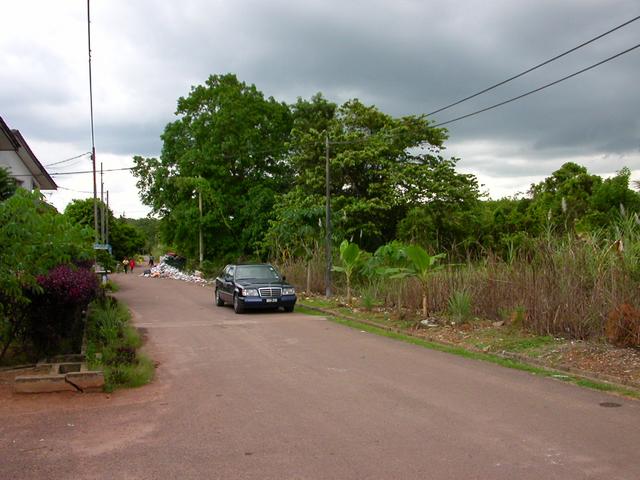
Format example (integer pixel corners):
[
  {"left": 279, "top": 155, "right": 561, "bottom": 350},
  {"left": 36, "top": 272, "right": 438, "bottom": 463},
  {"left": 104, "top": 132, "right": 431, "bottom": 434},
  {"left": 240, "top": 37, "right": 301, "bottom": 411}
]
[
  {"left": 527, "top": 163, "right": 640, "bottom": 233},
  {"left": 63, "top": 199, "right": 145, "bottom": 260},
  {"left": 269, "top": 96, "right": 478, "bottom": 252},
  {"left": 123, "top": 217, "right": 160, "bottom": 253},
  {"left": 133, "top": 73, "right": 293, "bottom": 260}
]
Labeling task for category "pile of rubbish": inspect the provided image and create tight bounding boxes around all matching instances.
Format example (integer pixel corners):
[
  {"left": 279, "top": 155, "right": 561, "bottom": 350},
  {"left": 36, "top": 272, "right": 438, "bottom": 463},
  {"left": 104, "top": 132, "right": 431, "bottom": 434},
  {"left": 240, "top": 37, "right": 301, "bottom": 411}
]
[{"left": 142, "top": 262, "right": 209, "bottom": 285}]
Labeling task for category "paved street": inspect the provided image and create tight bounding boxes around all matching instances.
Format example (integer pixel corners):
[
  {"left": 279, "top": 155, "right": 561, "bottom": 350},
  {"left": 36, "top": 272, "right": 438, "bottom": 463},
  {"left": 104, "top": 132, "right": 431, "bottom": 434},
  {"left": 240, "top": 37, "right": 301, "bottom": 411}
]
[{"left": 1, "top": 272, "right": 639, "bottom": 479}]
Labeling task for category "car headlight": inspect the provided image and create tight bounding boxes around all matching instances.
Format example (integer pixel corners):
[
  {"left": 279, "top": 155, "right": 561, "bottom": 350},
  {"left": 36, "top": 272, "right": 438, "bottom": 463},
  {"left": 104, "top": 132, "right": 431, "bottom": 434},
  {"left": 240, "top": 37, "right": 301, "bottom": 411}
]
[
  {"left": 243, "top": 288, "right": 259, "bottom": 297},
  {"left": 282, "top": 287, "right": 295, "bottom": 295}
]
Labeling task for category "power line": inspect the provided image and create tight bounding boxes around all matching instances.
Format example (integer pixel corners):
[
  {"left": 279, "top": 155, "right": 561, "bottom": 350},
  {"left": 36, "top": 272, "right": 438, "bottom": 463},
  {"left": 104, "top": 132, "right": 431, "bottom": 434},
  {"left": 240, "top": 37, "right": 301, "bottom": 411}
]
[
  {"left": 44, "top": 151, "right": 91, "bottom": 167},
  {"left": 51, "top": 166, "right": 134, "bottom": 176},
  {"left": 56, "top": 185, "right": 95, "bottom": 194},
  {"left": 22, "top": 41, "right": 640, "bottom": 178},
  {"left": 12, "top": 166, "right": 135, "bottom": 178},
  {"left": 432, "top": 42, "right": 640, "bottom": 128},
  {"left": 427, "top": 14, "right": 640, "bottom": 116}
]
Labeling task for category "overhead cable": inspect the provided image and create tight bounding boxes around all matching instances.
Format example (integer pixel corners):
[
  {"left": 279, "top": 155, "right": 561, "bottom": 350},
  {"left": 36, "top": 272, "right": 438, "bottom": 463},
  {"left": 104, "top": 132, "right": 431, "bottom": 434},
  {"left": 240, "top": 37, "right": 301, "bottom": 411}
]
[
  {"left": 432, "top": 42, "right": 640, "bottom": 128},
  {"left": 428, "top": 14, "right": 640, "bottom": 116},
  {"left": 44, "top": 151, "right": 91, "bottom": 167},
  {"left": 30, "top": 41, "right": 640, "bottom": 176}
]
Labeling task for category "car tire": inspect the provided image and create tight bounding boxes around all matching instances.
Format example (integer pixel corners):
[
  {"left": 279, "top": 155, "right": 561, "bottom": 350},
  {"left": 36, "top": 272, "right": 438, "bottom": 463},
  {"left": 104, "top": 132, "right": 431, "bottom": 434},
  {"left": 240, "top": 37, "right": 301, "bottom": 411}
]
[
  {"left": 233, "top": 294, "right": 245, "bottom": 314},
  {"left": 215, "top": 289, "right": 224, "bottom": 306},
  {"left": 284, "top": 305, "right": 294, "bottom": 313}
]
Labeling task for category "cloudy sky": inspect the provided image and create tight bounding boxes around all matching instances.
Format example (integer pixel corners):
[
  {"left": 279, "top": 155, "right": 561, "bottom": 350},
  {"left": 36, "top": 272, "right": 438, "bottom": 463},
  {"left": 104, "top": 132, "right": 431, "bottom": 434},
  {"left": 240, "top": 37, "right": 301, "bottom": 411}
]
[{"left": 1, "top": 0, "right": 639, "bottom": 217}]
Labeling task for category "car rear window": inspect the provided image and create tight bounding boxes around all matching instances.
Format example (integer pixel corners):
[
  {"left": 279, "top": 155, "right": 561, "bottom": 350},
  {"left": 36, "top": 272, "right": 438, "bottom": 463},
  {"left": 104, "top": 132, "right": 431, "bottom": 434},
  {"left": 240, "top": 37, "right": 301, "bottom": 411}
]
[{"left": 235, "top": 265, "right": 280, "bottom": 281}]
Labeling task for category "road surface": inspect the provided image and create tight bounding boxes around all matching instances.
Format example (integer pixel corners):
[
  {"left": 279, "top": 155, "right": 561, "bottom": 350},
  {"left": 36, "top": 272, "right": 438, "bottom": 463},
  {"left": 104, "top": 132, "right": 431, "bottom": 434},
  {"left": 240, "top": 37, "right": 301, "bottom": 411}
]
[{"left": 1, "top": 273, "right": 639, "bottom": 479}]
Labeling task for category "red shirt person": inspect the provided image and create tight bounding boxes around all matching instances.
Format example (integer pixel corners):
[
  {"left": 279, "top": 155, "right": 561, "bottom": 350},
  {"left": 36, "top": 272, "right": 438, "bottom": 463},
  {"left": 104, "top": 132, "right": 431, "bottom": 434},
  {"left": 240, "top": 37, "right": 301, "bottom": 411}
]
[{"left": 129, "top": 258, "right": 135, "bottom": 271}]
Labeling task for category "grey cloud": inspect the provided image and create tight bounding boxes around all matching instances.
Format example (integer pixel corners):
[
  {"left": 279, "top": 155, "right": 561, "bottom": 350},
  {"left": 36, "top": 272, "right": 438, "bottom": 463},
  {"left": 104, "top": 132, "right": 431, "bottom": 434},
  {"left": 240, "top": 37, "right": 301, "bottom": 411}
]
[{"left": 3, "top": 0, "right": 639, "bottom": 213}]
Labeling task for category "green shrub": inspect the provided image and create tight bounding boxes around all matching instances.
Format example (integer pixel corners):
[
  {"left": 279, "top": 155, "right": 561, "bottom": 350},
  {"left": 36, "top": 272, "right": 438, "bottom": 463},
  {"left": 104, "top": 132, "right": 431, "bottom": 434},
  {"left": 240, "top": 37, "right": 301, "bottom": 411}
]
[
  {"left": 102, "top": 280, "right": 119, "bottom": 292},
  {"left": 103, "top": 354, "right": 154, "bottom": 392},
  {"left": 86, "top": 297, "right": 154, "bottom": 392},
  {"left": 122, "top": 325, "right": 142, "bottom": 349},
  {"left": 448, "top": 290, "right": 473, "bottom": 324}
]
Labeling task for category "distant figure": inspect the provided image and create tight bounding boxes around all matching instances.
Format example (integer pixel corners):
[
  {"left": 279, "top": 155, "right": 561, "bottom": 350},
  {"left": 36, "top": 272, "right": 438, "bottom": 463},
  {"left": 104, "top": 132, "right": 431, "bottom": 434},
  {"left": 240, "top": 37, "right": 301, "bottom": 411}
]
[
  {"left": 129, "top": 258, "right": 136, "bottom": 272},
  {"left": 122, "top": 258, "right": 129, "bottom": 274},
  {"left": 148, "top": 255, "right": 154, "bottom": 267}
]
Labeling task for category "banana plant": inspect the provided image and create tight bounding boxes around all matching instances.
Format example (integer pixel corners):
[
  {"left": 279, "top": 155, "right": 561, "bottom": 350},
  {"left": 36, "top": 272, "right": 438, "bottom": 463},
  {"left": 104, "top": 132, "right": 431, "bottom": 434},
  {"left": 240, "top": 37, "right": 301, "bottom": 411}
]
[
  {"left": 404, "top": 245, "right": 446, "bottom": 317},
  {"left": 332, "top": 240, "right": 364, "bottom": 303},
  {"left": 370, "top": 241, "right": 411, "bottom": 316}
]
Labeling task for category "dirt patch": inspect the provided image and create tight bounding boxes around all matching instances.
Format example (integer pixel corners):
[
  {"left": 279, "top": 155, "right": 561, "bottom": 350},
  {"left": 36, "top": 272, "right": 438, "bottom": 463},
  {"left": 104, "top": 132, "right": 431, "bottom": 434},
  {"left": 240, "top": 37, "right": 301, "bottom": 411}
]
[{"left": 416, "top": 324, "right": 640, "bottom": 387}]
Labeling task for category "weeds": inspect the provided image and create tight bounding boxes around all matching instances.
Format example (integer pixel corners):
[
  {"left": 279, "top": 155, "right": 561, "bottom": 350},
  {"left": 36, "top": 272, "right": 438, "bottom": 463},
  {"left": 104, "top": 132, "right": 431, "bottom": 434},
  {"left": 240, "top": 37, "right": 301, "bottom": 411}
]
[
  {"left": 448, "top": 290, "right": 472, "bottom": 324},
  {"left": 282, "top": 218, "right": 640, "bottom": 346},
  {"left": 86, "top": 297, "right": 154, "bottom": 392}
]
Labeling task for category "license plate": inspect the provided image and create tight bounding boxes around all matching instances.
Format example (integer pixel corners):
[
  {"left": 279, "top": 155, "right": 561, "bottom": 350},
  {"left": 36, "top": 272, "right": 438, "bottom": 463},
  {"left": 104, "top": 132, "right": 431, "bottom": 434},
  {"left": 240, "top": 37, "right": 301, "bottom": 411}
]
[{"left": 265, "top": 298, "right": 277, "bottom": 303}]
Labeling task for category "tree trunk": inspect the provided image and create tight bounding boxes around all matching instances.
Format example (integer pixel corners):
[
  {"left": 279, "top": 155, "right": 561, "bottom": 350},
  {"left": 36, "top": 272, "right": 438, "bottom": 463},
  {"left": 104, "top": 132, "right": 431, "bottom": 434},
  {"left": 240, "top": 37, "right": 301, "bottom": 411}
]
[
  {"left": 346, "top": 276, "right": 351, "bottom": 305},
  {"left": 306, "top": 262, "right": 311, "bottom": 294},
  {"left": 422, "top": 293, "right": 428, "bottom": 317}
]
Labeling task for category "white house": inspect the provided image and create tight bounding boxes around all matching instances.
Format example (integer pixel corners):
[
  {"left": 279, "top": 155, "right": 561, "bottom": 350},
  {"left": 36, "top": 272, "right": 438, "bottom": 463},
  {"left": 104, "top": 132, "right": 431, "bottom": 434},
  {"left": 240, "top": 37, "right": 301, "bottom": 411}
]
[{"left": 0, "top": 116, "right": 57, "bottom": 191}]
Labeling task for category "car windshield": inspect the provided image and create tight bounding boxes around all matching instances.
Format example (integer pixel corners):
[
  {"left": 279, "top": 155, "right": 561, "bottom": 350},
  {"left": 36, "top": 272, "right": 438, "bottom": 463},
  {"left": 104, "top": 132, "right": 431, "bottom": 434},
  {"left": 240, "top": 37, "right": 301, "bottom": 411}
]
[{"left": 235, "top": 265, "right": 280, "bottom": 281}]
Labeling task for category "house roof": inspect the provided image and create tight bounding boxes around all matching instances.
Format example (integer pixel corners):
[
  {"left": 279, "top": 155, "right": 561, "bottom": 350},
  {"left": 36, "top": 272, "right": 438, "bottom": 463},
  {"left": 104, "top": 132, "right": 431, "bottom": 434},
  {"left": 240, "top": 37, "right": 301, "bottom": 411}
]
[
  {"left": 11, "top": 129, "right": 57, "bottom": 190},
  {"left": 0, "top": 116, "right": 20, "bottom": 150},
  {"left": 0, "top": 116, "right": 57, "bottom": 190}
]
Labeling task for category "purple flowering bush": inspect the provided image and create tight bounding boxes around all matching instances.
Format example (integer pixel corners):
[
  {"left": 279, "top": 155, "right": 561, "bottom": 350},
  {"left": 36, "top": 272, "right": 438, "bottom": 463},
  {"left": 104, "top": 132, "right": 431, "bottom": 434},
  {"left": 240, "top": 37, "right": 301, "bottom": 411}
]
[
  {"left": 28, "top": 264, "right": 100, "bottom": 356},
  {"left": 36, "top": 265, "right": 99, "bottom": 307}
]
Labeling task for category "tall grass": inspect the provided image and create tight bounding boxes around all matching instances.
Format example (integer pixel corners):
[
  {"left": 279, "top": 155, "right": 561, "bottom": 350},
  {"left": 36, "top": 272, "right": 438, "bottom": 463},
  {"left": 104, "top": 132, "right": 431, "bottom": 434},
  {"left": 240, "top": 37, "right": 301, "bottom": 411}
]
[
  {"left": 448, "top": 290, "right": 473, "bottom": 324},
  {"left": 86, "top": 298, "right": 154, "bottom": 392},
  {"left": 278, "top": 215, "right": 640, "bottom": 341}
]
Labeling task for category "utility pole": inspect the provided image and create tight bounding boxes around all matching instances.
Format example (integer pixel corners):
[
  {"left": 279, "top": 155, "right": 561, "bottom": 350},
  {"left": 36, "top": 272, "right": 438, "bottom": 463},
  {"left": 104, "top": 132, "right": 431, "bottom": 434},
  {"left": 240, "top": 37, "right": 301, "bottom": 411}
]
[
  {"left": 100, "top": 162, "right": 105, "bottom": 243},
  {"left": 87, "top": 0, "right": 98, "bottom": 244},
  {"left": 199, "top": 188, "right": 203, "bottom": 268},
  {"left": 106, "top": 190, "right": 110, "bottom": 245},
  {"left": 325, "top": 134, "right": 332, "bottom": 297}
]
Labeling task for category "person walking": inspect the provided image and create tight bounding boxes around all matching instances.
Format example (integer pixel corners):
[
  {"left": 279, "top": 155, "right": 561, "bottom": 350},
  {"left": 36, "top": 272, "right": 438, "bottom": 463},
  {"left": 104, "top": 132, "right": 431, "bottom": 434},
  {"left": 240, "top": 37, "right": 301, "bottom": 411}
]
[
  {"left": 129, "top": 257, "right": 136, "bottom": 272},
  {"left": 148, "top": 255, "right": 154, "bottom": 267},
  {"left": 122, "top": 258, "right": 129, "bottom": 274}
]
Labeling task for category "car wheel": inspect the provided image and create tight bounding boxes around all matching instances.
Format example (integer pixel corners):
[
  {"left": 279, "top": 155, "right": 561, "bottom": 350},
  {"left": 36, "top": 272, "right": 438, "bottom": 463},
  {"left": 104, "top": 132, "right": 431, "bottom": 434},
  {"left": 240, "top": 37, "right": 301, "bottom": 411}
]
[
  {"left": 284, "top": 305, "right": 294, "bottom": 313},
  {"left": 233, "top": 294, "right": 244, "bottom": 314},
  {"left": 215, "top": 289, "right": 224, "bottom": 306}
]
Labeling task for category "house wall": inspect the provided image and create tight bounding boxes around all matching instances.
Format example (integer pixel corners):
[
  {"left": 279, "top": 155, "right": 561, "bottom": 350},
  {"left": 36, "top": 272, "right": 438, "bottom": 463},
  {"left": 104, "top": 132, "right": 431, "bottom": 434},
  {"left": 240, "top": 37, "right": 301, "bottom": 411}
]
[{"left": 0, "top": 150, "right": 34, "bottom": 190}]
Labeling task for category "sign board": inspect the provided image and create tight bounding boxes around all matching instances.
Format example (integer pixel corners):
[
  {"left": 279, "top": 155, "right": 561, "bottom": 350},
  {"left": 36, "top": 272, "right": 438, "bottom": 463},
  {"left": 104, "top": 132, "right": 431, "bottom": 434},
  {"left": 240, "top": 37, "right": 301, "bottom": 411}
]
[{"left": 93, "top": 243, "right": 112, "bottom": 254}]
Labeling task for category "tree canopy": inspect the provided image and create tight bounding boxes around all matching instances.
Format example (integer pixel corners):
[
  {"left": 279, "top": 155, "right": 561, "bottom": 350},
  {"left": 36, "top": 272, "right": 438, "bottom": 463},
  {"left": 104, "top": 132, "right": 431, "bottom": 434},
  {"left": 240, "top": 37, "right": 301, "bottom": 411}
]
[
  {"left": 63, "top": 199, "right": 146, "bottom": 260},
  {"left": 132, "top": 73, "right": 640, "bottom": 264},
  {"left": 133, "top": 73, "right": 293, "bottom": 261}
]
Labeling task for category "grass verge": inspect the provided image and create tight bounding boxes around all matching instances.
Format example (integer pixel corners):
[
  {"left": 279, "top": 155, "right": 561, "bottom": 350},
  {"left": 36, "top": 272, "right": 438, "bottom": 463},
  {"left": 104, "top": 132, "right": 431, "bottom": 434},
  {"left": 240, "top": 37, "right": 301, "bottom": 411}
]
[
  {"left": 299, "top": 303, "right": 640, "bottom": 400},
  {"left": 86, "top": 297, "right": 154, "bottom": 392}
]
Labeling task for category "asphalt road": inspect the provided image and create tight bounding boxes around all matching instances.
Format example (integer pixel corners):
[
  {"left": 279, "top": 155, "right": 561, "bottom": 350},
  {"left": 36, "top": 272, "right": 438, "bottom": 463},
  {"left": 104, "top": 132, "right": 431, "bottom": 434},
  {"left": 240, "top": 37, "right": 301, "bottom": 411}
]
[{"left": 1, "top": 272, "right": 639, "bottom": 479}]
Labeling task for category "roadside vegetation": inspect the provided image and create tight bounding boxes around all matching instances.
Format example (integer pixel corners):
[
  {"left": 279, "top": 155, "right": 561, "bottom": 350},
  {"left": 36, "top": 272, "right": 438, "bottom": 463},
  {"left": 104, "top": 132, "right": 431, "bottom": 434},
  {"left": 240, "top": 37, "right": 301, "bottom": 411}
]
[
  {"left": 62, "top": 197, "right": 149, "bottom": 272},
  {"left": 0, "top": 189, "right": 98, "bottom": 365},
  {"left": 286, "top": 219, "right": 640, "bottom": 344},
  {"left": 4, "top": 72, "right": 637, "bottom": 391},
  {"left": 85, "top": 297, "right": 154, "bottom": 392},
  {"left": 0, "top": 188, "right": 153, "bottom": 395},
  {"left": 128, "top": 72, "right": 640, "bottom": 366}
]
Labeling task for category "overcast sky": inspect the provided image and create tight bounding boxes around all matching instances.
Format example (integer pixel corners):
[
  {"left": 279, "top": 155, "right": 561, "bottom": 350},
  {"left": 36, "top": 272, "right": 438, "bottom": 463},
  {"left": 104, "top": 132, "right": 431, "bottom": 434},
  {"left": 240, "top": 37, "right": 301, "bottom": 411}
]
[{"left": 1, "top": 0, "right": 639, "bottom": 218}]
